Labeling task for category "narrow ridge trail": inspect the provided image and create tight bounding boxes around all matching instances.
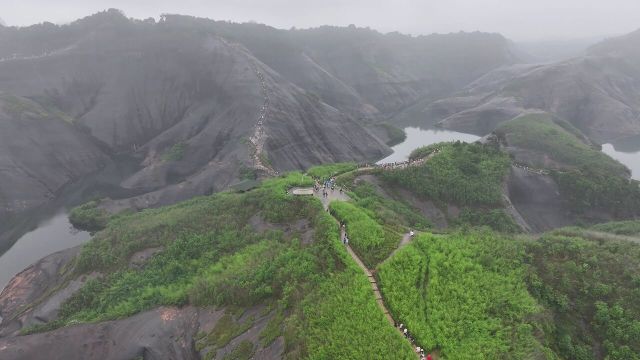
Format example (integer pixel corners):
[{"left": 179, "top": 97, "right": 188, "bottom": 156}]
[{"left": 307, "top": 187, "right": 423, "bottom": 357}]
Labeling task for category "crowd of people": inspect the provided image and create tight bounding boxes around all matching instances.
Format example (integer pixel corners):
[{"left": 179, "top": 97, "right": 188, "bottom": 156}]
[
  {"left": 397, "top": 323, "right": 432, "bottom": 360},
  {"left": 513, "top": 162, "right": 550, "bottom": 175},
  {"left": 314, "top": 177, "right": 345, "bottom": 198},
  {"left": 357, "top": 148, "right": 440, "bottom": 171}
]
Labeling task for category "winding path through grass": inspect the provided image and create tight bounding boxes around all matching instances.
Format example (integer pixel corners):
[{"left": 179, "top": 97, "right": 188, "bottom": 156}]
[{"left": 296, "top": 186, "right": 424, "bottom": 357}]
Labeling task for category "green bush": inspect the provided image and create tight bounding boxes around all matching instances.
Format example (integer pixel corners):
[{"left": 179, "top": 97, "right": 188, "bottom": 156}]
[
  {"left": 377, "top": 123, "right": 407, "bottom": 146},
  {"left": 68, "top": 200, "right": 109, "bottom": 232},
  {"left": 163, "top": 142, "right": 187, "bottom": 161}
]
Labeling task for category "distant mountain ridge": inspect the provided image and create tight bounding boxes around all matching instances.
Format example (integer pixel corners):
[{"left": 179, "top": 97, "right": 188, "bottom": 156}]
[
  {"left": 0, "top": 9, "right": 518, "bottom": 244},
  {"left": 403, "top": 27, "right": 640, "bottom": 144}
]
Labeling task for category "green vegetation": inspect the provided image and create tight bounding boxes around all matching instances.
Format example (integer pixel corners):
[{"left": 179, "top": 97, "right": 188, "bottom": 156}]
[
  {"left": 300, "top": 271, "right": 415, "bottom": 359},
  {"left": 496, "top": 114, "right": 626, "bottom": 175},
  {"left": 68, "top": 200, "right": 109, "bottom": 232},
  {"left": 238, "top": 164, "right": 257, "bottom": 180},
  {"left": 497, "top": 114, "right": 640, "bottom": 217},
  {"left": 382, "top": 142, "right": 510, "bottom": 206},
  {"left": 526, "top": 232, "right": 640, "bottom": 359},
  {"left": 223, "top": 340, "right": 255, "bottom": 360},
  {"left": 378, "top": 231, "right": 549, "bottom": 359},
  {"left": 453, "top": 208, "right": 521, "bottom": 233},
  {"left": 40, "top": 171, "right": 415, "bottom": 358},
  {"left": 377, "top": 123, "right": 407, "bottom": 146},
  {"left": 197, "top": 313, "right": 256, "bottom": 356},
  {"left": 591, "top": 220, "right": 640, "bottom": 236},
  {"left": 348, "top": 181, "right": 431, "bottom": 232},
  {"left": 306, "top": 162, "right": 357, "bottom": 179},
  {"left": 553, "top": 168, "right": 640, "bottom": 216},
  {"left": 163, "top": 142, "right": 187, "bottom": 161},
  {"left": 329, "top": 201, "right": 400, "bottom": 267}
]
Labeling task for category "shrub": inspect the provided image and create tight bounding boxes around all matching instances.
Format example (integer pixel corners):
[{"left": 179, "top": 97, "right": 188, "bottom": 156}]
[{"left": 69, "top": 200, "right": 109, "bottom": 232}]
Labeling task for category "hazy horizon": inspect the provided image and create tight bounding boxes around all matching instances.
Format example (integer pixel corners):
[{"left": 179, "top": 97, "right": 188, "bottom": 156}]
[{"left": 2, "top": 0, "right": 640, "bottom": 42}]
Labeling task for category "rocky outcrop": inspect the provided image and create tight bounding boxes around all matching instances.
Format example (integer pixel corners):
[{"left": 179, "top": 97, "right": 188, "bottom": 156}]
[
  {"left": 0, "top": 307, "right": 202, "bottom": 360},
  {"left": 506, "top": 166, "right": 574, "bottom": 233},
  {"left": 0, "top": 247, "right": 80, "bottom": 336}
]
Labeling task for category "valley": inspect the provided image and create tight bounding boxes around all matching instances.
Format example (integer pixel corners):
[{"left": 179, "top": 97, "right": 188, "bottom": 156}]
[{"left": 1, "top": 8, "right": 640, "bottom": 360}]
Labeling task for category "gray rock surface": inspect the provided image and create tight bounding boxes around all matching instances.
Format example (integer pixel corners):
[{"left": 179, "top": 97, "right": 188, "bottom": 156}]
[
  {"left": 0, "top": 247, "right": 80, "bottom": 336},
  {"left": 0, "top": 307, "right": 201, "bottom": 360},
  {"left": 506, "top": 166, "right": 574, "bottom": 233}
]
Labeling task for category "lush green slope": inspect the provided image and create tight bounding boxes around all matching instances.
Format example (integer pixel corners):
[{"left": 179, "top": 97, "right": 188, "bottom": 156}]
[
  {"left": 381, "top": 142, "right": 511, "bottom": 206},
  {"left": 526, "top": 232, "right": 640, "bottom": 360},
  {"left": 378, "top": 231, "right": 551, "bottom": 359},
  {"left": 33, "top": 172, "right": 414, "bottom": 358}
]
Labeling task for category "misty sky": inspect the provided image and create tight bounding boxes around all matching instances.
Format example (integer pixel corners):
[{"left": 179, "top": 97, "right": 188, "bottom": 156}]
[{"left": 3, "top": 0, "right": 640, "bottom": 41}]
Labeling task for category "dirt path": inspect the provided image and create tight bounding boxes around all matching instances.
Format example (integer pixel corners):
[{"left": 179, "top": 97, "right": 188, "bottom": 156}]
[
  {"left": 389, "top": 232, "right": 415, "bottom": 259},
  {"left": 248, "top": 65, "right": 278, "bottom": 177}
]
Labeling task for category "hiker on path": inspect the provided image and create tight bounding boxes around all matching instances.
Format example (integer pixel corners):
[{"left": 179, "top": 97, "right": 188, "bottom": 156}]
[{"left": 410, "top": 230, "right": 415, "bottom": 237}]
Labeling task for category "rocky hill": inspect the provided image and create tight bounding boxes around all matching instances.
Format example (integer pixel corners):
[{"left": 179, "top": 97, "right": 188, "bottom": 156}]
[
  {"left": 400, "top": 29, "right": 640, "bottom": 145},
  {"left": 0, "top": 10, "right": 519, "bottom": 243}
]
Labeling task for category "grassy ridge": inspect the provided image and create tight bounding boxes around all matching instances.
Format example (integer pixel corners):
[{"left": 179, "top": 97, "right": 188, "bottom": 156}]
[
  {"left": 496, "top": 114, "right": 627, "bottom": 175},
  {"left": 381, "top": 142, "right": 510, "bottom": 206},
  {"left": 497, "top": 114, "right": 640, "bottom": 216}
]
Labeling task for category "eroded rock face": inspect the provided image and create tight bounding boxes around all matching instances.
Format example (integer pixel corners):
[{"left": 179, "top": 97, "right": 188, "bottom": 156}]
[
  {"left": 0, "top": 95, "right": 109, "bottom": 219},
  {"left": 506, "top": 166, "right": 574, "bottom": 233},
  {"left": 0, "top": 307, "right": 201, "bottom": 360},
  {"left": 0, "top": 247, "right": 80, "bottom": 336}
]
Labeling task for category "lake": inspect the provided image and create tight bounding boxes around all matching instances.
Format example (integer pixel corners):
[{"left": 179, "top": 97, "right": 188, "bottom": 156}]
[
  {"left": 0, "top": 212, "right": 90, "bottom": 292},
  {"left": 602, "top": 143, "right": 640, "bottom": 180},
  {"left": 378, "top": 126, "right": 481, "bottom": 164}
]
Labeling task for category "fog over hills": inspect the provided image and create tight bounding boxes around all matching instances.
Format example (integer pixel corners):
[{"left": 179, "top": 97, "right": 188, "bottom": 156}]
[
  {"left": 0, "top": 9, "right": 519, "bottom": 222},
  {"left": 2, "top": 7, "right": 640, "bottom": 360},
  {"left": 407, "top": 29, "right": 640, "bottom": 145}
]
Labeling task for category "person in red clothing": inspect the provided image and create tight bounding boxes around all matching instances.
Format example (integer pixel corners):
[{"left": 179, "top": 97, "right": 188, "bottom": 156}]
[{"left": 426, "top": 354, "right": 432, "bottom": 360}]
